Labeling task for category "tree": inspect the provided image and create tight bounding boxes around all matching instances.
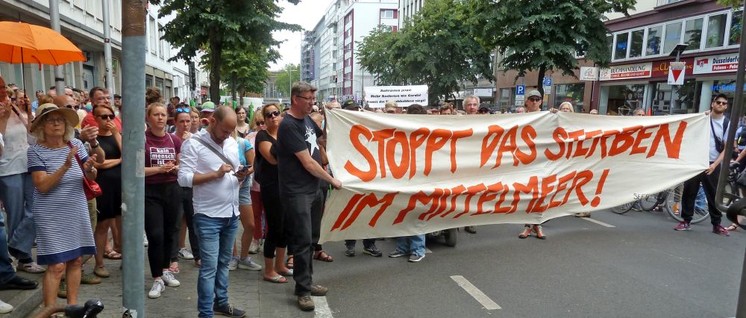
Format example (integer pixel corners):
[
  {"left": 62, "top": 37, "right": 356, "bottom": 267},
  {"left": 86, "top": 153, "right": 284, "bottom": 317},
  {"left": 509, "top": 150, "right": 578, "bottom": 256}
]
[
  {"left": 153, "top": 0, "right": 301, "bottom": 103},
  {"left": 358, "top": 0, "right": 495, "bottom": 102},
  {"left": 216, "top": 44, "right": 280, "bottom": 105},
  {"left": 273, "top": 64, "right": 300, "bottom": 98},
  {"left": 467, "top": 0, "right": 635, "bottom": 95}
]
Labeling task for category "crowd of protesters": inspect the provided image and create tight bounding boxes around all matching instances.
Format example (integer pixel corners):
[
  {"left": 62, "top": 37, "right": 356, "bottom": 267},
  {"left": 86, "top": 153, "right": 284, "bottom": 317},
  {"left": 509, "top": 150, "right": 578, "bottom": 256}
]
[{"left": 0, "top": 76, "right": 739, "bottom": 317}]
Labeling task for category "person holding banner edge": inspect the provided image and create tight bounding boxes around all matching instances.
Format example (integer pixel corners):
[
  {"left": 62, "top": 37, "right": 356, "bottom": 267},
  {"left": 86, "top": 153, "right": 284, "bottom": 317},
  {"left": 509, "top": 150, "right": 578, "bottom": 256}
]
[{"left": 519, "top": 90, "right": 547, "bottom": 239}]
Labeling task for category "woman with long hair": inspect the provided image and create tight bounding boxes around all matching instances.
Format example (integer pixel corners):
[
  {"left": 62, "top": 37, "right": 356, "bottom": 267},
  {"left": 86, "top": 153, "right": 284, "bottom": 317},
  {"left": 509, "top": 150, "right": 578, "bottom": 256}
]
[{"left": 173, "top": 107, "right": 200, "bottom": 267}]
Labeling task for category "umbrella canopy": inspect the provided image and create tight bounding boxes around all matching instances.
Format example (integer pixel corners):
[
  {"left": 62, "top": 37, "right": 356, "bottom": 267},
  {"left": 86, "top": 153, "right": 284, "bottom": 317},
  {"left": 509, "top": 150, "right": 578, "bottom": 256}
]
[{"left": 0, "top": 21, "right": 86, "bottom": 66}]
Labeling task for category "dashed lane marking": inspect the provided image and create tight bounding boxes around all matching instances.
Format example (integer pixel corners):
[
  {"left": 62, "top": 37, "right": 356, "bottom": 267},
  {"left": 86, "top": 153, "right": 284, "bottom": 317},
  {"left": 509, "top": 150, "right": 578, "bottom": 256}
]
[
  {"left": 580, "top": 217, "right": 616, "bottom": 228},
  {"left": 313, "top": 296, "right": 334, "bottom": 318},
  {"left": 450, "top": 275, "right": 501, "bottom": 310}
]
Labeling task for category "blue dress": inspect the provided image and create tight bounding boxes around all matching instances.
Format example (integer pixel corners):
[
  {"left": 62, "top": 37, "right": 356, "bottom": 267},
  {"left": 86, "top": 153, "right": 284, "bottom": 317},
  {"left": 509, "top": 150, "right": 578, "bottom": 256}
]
[{"left": 27, "top": 139, "right": 96, "bottom": 265}]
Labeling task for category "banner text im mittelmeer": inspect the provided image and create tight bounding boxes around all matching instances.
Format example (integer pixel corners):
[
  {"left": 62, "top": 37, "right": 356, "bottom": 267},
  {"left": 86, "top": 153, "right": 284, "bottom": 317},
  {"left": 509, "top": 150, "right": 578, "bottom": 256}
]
[{"left": 319, "top": 110, "right": 708, "bottom": 243}]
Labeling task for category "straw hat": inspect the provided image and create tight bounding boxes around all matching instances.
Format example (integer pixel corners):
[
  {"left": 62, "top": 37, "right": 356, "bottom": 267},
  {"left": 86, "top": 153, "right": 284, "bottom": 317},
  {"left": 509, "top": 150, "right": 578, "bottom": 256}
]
[{"left": 31, "top": 103, "right": 79, "bottom": 132}]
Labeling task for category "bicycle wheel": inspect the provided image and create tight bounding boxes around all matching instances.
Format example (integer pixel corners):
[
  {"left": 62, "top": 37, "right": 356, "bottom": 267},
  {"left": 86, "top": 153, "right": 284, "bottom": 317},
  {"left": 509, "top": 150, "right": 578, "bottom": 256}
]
[
  {"left": 668, "top": 187, "right": 710, "bottom": 224},
  {"left": 639, "top": 193, "right": 660, "bottom": 211},
  {"left": 611, "top": 201, "right": 635, "bottom": 214}
]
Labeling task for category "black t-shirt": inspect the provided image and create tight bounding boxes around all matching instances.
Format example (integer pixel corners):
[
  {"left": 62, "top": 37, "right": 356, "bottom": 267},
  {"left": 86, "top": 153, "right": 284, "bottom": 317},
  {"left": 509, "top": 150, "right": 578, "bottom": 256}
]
[
  {"left": 277, "top": 114, "right": 323, "bottom": 194},
  {"left": 254, "top": 130, "right": 279, "bottom": 188}
]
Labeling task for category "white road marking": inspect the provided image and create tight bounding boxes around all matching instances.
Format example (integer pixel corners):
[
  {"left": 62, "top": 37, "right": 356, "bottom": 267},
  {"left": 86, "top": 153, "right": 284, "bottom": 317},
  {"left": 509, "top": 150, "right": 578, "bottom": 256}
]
[
  {"left": 581, "top": 217, "right": 616, "bottom": 228},
  {"left": 450, "top": 275, "right": 501, "bottom": 310},
  {"left": 313, "top": 296, "right": 334, "bottom": 318}
]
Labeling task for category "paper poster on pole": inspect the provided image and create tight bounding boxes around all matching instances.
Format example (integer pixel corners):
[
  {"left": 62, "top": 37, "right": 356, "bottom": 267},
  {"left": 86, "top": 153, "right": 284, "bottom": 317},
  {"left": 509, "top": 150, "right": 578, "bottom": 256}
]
[
  {"left": 319, "top": 110, "right": 708, "bottom": 243},
  {"left": 668, "top": 62, "right": 686, "bottom": 85},
  {"left": 364, "top": 85, "right": 428, "bottom": 108}
]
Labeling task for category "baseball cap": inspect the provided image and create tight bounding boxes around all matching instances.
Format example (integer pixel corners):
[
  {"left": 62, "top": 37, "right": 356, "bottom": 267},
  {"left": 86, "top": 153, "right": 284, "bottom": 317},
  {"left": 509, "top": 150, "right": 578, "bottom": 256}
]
[
  {"left": 527, "top": 90, "right": 542, "bottom": 99},
  {"left": 201, "top": 101, "right": 216, "bottom": 112}
]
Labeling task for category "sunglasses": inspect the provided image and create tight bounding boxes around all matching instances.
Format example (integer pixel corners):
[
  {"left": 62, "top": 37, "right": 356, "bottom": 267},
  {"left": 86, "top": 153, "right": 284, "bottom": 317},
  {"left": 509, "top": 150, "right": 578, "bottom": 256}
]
[
  {"left": 715, "top": 100, "right": 728, "bottom": 105},
  {"left": 175, "top": 107, "right": 191, "bottom": 113},
  {"left": 264, "top": 111, "right": 280, "bottom": 118},
  {"left": 256, "top": 121, "right": 266, "bottom": 125},
  {"left": 97, "top": 114, "right": 115, "bottom": 120},
  {"left": 528, "top": 98, "right": 542, "bottom": 102},
  {"left": 66, "top": 105, "right": 80, "bottom": 110}
]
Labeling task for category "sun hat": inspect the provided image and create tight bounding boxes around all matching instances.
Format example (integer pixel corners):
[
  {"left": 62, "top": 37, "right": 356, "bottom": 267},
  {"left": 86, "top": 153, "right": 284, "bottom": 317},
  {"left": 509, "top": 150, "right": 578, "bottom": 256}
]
[{"left": 31, "top": 103, "right": 79, "bottom": 132}]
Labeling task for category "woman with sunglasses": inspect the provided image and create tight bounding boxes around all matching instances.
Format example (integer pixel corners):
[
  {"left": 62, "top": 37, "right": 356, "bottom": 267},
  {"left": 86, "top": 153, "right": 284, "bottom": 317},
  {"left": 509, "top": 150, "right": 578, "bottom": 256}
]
[
  {"left": 255, "top": 104, "right": 293, "bottom": 283},
  {"left": 246, "top": 110, "right": 267, "bottom": 255}
]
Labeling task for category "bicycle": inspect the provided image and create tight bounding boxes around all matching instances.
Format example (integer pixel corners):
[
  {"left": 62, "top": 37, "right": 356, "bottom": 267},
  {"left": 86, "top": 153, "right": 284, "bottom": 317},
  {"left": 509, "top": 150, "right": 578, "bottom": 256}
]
[
  {"left": 33, "top": 299, "right": 103, "bottom": 318},
  {"left": 667, "top": 165, "right": 742, "bottom": 224}
]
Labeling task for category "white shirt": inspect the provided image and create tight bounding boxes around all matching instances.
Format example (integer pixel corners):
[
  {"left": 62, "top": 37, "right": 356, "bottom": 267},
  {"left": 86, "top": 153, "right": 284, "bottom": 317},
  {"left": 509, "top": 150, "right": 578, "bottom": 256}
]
[
  {"left": 0, "top": 109, "right": 29, "bottom": 177},
  {"left": 710, "top": 116, "right": 729, "bottom": 162},
  {"left": 178, "top": 130, "right": 241, "bottom": 218}
]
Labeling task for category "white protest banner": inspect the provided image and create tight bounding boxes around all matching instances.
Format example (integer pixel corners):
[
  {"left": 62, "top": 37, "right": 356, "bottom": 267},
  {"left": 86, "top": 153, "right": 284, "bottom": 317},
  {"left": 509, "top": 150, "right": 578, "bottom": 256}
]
[
  {"left": 365, "top": 85, "right": 428, "bottom": 108},
  {"left": 320, "top": 110, "right": 708, "bottom": 243}
]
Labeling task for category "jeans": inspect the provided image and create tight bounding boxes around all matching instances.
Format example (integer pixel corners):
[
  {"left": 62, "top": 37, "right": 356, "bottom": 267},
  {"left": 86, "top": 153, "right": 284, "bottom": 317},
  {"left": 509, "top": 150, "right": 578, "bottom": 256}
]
[
  {"left": 395, "top": 235, "right": 426, "bottom": 257},
  {"left": 0, "top": 173, "right": 35, "bottom": 261},
  {"left": 283, "top": 189, "right": 323, "bottom": 296},
  {"left": 0, "top": 207, "right": 17, "bottom": 284},
  {"left": 193, "top": 213, "right": 239, "bottom": 318}
]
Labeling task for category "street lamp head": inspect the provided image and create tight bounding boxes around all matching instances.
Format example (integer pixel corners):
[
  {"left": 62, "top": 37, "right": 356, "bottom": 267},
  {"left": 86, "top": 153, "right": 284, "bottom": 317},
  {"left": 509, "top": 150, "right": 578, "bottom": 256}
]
[{"left": 668, "top": 44, "right": 688, "bottom": 57}]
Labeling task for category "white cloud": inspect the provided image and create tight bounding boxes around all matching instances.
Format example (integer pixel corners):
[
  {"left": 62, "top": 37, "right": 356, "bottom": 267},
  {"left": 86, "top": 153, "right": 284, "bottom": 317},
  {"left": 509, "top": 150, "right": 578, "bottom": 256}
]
[{"left": 270, "top": 0, "right": 333, "bottom": 71}]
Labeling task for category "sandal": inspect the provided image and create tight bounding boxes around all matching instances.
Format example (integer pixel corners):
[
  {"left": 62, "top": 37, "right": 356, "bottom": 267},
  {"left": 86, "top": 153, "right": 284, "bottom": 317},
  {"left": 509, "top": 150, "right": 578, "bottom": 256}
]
[
  {"left": 726, "top": 223, "right": 739, "bottom": 232},
  {"left": 169, "top": 262, "right": 180, "bottom": 274},
  {"left": 286, "top": 256, "right": 294, "bottom": 269},
  {"left": 263, "top": 275, "right": 288, "bottom": 284},
  {"left": 313, "top": 250, "right": 334, "bottom": 262},
  {"left": 518, "top": 225, "right": 532, "bottom": 239},
  {"left": 278, "top": 268, "right": 294, "bottom": 276},
  {"left": 533, "top": 225, "right": 546, "bottom": 240},
  {"left": 104, "top": 250, "right": 122, "bottom": 260}
]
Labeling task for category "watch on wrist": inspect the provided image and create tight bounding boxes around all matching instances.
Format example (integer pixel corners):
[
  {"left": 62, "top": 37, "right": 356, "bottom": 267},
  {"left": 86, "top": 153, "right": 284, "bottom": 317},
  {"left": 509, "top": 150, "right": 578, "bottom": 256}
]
[{"left": 90, "top": 141, "right": 99, "bottom": 148}]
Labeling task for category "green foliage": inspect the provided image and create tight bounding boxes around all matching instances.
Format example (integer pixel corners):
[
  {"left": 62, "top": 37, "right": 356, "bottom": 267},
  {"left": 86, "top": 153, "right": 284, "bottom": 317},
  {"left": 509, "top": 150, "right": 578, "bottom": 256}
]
[
  {"left": 154, "top": 0, "right": 301, "bottom": 102},
  {"left": 467, "top": 0, "right": 635, "bottom": 94},
  {"left": 273, "top": 64, "right": 300, "bottom": 98},
  {"left": 718, "top": 0, "right": 744, "bottom": 7},
  {"left": 357, "top": 0, "right": 495, "bottom": 102}
]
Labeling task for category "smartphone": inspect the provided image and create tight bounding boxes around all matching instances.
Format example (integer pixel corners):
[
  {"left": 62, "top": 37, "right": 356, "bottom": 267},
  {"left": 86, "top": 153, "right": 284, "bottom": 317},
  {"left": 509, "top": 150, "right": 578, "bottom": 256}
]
[{"left": 238, "top": 165, "right": 251, "bottom": 173}]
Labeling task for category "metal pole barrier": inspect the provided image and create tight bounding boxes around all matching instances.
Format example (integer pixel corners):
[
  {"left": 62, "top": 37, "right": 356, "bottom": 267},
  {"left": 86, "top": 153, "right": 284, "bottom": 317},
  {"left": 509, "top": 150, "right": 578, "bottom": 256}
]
[
  {"left": 49, "top": 0, "right": 65, "bottom": 97},
  {"left": 716, "top": 3, "right": 746, "bottom": 318},
  {"left": 102, "top": 0, "right": 115, "bottom": 94},
  {"left": 121, "top": 0, "right": 146, "bottom": 316}
]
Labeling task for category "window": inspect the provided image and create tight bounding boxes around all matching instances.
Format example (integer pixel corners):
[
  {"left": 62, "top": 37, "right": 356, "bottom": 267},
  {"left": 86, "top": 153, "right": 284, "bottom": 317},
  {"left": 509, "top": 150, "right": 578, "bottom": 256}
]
[
  {"left": 730, "top": 10, "right": 742, "bottom": 45},
  {"left": 614, "top": 32, "right": 629, "bottom": 60},
  {"left": 380, "top": 10, "right": 394, "bottom": 19},
  {"left": 706, "top": 13, "right": 727, "bottom": 48},
  {"left": 629, "top": 29, "right": 644, "bottom": 58},
  {"left": 684, "top": 18, "right": 703, "bottom": 50},
  {"left": 663, "top": 21, "right": 682, "bottom": 54},
  {"left": 647, "top": 26, "right": 662, "bottom": 55},
  {"left": 149, "top": 17, "right": 157, "bottom": 55},
  {"left": 555, "top": 84, "right": 585, "bottom": 111}
]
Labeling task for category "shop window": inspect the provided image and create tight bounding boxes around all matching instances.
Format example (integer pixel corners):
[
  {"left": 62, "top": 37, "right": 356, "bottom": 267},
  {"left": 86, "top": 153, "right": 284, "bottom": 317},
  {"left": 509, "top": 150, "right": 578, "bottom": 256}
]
[
  {"left": 652, "top": 80, "right": 697, "bottom": 114},
  {"left": 646, "top": 26, "right": 662, "bottom": 55},
  {"left": 684, "top": 18, "right": 703, "bottom": 50},
  {"left": 629, "top": 30, "right": 644, "bottom": 58},
  {"left": 607, "top": 84, "right": 645, "bottom": 116},
  {"left": 499, "top": 88, "right": 512, "bottom": 109},
  {"left": 664, "top": 22, "right": 682, "bottom": 54},
  {"left": 614, "top": 32, "right": 629, "bottom": 60},
  {"left": 555, "top": 84, "right": 585, "bottom": 111},
  {"left": 706, "top": 13, "right": 727, "bottom": 48},
  {"left": 730, "top": 10, "right": 742, "bottom": 46}
]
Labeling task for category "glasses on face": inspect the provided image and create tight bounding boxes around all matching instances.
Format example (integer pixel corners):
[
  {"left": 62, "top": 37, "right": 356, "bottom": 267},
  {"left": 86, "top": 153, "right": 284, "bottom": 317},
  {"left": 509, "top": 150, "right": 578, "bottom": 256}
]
[
  {"left": 45, "top": 117, "right": 65, "bottom": 124},
  {"left": 715, "top": 100, "right": 728, "bottom": 105},
  {"left": 175, "top": 107, "right": 191, "bottom": 113},
  {"left": 264, "top": 111, "right": 281, "bottom": 118},
  {"left": 97, "top": 114, "right": 115, "bottom": 120},
  {"left": 528, "top": 98, "right": 542, "bottom": 102},
  {"left": 296, "top": 95, "right": 316, "bottom": 102},
  {"left": 256, "top": 121, "right": 266, "bottom": 125}
]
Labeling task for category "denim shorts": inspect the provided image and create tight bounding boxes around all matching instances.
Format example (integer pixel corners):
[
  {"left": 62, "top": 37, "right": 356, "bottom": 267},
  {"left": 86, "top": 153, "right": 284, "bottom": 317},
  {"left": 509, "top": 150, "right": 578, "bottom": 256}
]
[{"left": 239, "top": 180, "right": 251, "bottom": 205}]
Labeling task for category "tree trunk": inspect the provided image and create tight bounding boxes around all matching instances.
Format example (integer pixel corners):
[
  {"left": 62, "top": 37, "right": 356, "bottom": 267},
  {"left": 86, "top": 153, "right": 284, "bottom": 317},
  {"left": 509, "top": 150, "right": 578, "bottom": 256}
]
[
  {"left": 209, "top": 33, "right": 222, "bottom": 104},
  {"left": 231, "top": 72, "right": 237, "bottom": 108},
  {"left": 537, "top": 65, "right": 547, "bottom": 97}
]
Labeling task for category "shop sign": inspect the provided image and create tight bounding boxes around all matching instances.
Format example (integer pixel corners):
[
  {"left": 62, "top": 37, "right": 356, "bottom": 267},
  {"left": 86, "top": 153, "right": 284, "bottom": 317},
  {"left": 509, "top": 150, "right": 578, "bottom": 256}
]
[
  {"left": 579, "top": 67, "right": 599, "bottom": 81},
  {"left": 693, "top": 53, "right": 740, "bottom": 74},
  {"left": 599, "top": 63, "right": 652, "bottom": 81},
  {"left": 651, "top": 58, "right": 694, "bottom": 78}
]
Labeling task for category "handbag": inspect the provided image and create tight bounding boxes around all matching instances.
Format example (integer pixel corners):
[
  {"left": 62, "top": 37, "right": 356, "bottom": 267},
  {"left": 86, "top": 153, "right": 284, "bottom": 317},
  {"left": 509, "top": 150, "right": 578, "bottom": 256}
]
[{"left": 68, "top": 142, "right": 103, "bottom": 200}]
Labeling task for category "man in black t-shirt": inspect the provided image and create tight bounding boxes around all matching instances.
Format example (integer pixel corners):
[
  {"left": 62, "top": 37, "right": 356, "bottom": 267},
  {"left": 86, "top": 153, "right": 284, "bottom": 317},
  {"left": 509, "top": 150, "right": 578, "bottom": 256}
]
[{"left": 277, "top": 82, "right": 341, "bottom": 312}]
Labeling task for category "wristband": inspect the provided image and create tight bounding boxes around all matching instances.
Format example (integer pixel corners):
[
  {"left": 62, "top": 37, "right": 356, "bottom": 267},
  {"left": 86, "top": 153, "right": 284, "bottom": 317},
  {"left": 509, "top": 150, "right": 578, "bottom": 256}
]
[{"left": 90, "top": 141, "right": 99, "bottom": 148}]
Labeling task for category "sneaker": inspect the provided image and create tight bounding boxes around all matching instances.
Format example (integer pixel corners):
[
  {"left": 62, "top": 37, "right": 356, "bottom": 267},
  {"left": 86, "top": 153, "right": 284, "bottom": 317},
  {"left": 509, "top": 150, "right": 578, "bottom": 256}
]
[
  {"left": 248, "top": 240, "right": 260, "bottom": 254},
  {"left": 674, "top": 221, "right": 691, "bottom": 231},
  {"left": 713, "top": 225, "right": 730, "bottom": 236},
  {"left": 178, "top": 248, "right": 194, "bottom": 260},
  {"left": 363, "top": 245, "right": 382, "bottom": 257},
  {"left": 57, "top": 280, "right": 67, "bottom": 299},
  {"left": 408, "top": 254, "right": 425, "bottom": 263},
  {"left": 80, "top": 272, "right": 101, "bottom": 285},
  {"left": 344, "top": 245, "right": 356, "bottom": 257},
  {"left": 18, "top": 261, "right": 45, "bottom": 273},
  {"left": 228, "top": 256, "right": 238, "bottom": 271},
  {"left": 297, "top": 295, "right": 315, "bottom": 311},
  {"left": 388, "top": 250, "right": 408, "bottom": 258},
  {"left": 310, "top": 284, "right": 328, "bottom": 296},
  {"left": 237, "top": 257, "right": 262, "bottom": 271},
  {"left": 148, "top": 279, "right": 165, "bottom": 299},
  {"left": 0, "top": 299, "right": 13, "bottom": 314},
  {"left": 213, "top": 303, "right": 246, "bottom": 317},
  {"left": 161, "top": 270, "right": 181, "bottom": 287}
]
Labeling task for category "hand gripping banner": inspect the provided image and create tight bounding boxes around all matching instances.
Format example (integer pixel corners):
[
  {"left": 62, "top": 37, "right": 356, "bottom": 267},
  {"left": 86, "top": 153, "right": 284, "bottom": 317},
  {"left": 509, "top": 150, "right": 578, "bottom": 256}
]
[{"left": 319, "top": 110, "right": 708, "bottom": 243}]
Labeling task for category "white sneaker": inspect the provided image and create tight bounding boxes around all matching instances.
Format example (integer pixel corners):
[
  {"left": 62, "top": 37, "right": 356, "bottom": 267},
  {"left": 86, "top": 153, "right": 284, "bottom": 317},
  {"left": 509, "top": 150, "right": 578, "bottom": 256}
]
[
  {"left": 161, "top": 270, "right": 181, "bottom": 287},
  {"left": 228, "top": 256, "right": 238, "bottom": 271},
  {"left": 178, "top": 248, "right": 194, "bottom": 260},
  {"left": 237, "top": 257, "right": 263, "bottom": 271},
  {"left": 248, "top": 240, "right": 260, "bottom": 254},
  {"left": 148, "top": 279, "right": 165, "bottom": 299},
  {"left": 0, "top": 299, "right": 13, "bottom": 314}
]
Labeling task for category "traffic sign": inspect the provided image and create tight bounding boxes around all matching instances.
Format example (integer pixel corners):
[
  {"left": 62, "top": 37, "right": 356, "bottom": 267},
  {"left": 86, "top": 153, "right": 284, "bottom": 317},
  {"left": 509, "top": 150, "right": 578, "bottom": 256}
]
[
  {"left": 542, "top": 77, "right": 552, "bottom": 86},
  {"left": 668, "top": 62, "right": 686, "bottom": 85},
  {"left": 516, "top": 85, "right": 525, "bottom": 96}
]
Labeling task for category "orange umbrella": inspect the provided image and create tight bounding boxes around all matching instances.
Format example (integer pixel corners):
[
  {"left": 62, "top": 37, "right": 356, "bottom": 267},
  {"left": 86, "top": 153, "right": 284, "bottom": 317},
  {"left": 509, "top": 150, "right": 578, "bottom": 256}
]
[{"left": 0, "top": 21, "right": 86, "bottom": 66}]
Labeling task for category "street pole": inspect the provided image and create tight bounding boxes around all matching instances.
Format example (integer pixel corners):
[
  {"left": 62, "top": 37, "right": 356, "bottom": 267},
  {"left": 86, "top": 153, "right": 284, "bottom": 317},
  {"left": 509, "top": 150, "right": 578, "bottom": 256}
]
[
  {"left": 669, "top": 52, "right": 681, "bottom": 115},
  {"left": 102, "top": 0, "right": 115, "bottom": 94},
  {"left": 715, "top": 3, "right": 746, "bottom": 317},
  {"left": 121, "top": 0, "right": 146, "bottom": 316},
  {"left": 49, "top": 0, "right": 65, "bottom": 97}
]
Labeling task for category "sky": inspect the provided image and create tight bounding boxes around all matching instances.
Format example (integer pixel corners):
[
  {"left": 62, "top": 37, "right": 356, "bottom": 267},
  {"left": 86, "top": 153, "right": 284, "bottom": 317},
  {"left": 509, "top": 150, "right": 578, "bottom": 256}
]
[{"left": 269, "top": 0, "right": 332, "bottom": 71}]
